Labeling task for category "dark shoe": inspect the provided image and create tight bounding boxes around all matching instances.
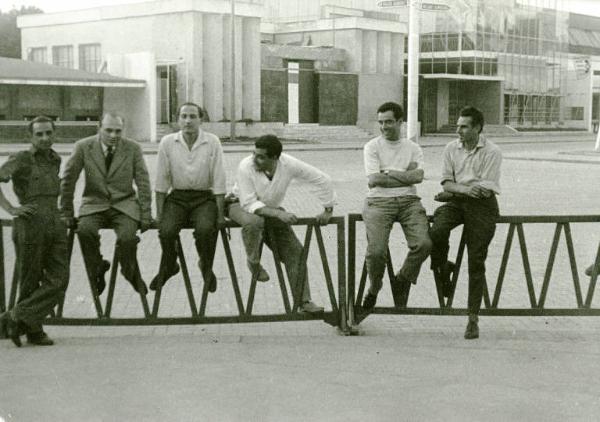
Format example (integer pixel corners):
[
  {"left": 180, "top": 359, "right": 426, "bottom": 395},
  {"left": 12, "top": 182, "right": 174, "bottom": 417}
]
[
  {"left": 95, "top": 260, "right": 111, "bottom": 296},
  {"left": 585, "top": 263, "right": 600, "bottom": 277},
  {"left": 434, "top": 261, "right": 455, "bottom": 298},
  {"left": 248, "top": 262, "right": 270, "bottom": 282},
  {"left": 1, "top": 312, "right": 22, "bottom": 347},
  {"left": 150, "top": 263, "right": 180, "bottom": 291},
  {"left": 464, "top": 315, "right": 479, "bottom": 340},
  {"left": 207, "top": 272, "right": 217, "bottom": 293},
  {"left": 298, "top": 301, "right": 324, "bottom": 314},
  {"left": 392, "top": 272, "right": 411, "bottom": 307},
  {"left": 26, "top": 331, "right": 54, "bottom": 346},
  {"left": 361, "top": 291, "right": 377, "bottom": 312},
  {"left": 127, "top": 275, "right": 148, "bottom": 295}
]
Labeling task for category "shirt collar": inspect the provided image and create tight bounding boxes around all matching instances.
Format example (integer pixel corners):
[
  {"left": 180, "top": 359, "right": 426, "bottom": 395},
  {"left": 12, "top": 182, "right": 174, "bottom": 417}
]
[
  {"left": 457, "top": 135, "right": 486, "bottom": 150},
  {"left": 29, "top": 145, "right": 60, "bottom": 162},
  {"left": 176, "top": 129, "right": 206, "bottom": 147}
]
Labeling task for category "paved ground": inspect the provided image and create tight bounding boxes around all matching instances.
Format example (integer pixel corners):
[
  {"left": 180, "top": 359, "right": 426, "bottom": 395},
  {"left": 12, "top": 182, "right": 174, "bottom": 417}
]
[{"left": 2, "top": 135, "right": 600, "bottom": 421}]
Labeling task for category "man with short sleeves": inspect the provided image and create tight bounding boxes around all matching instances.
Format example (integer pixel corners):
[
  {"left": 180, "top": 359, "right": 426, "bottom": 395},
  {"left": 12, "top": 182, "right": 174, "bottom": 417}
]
[
  {"left": 361, "top": 102, "right": 432, "bottom": 312},
  {"left": 227, "top": 134, "right": 335, "bottom": 313},
  {"left": 151, "top": 103, "right": 226, "bottom": 292},
  {"left": 429, "top": 105, "right": 502, "bottom": 340}
]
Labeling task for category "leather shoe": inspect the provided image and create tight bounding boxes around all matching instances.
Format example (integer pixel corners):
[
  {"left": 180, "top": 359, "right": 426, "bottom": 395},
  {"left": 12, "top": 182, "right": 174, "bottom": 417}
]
[
  {"left": 585, "top": 263, "right": 600, "bottom": 277},
  {"left": 248, "top": 262, "right": 270, "bottom": 282},
  {"left": 95, "top": 260, "right": 111, "bottom": 296},
  {"left": 150, "top": 263, "right": 180, "bottom": 291},
  {"left": 1, "top": 311, "right": 22, "bottom": 347},
  {"left": 127, "top": 275, "right": 147, "bottom": 295},
  {"left": 26, "top": 331, "right": 54, "bottom": 346},
  {"left": 207, "top": 271, "right": 217, "bottom": 293},
  {"left": 361, "top": 291, "right": 377, "bottom": 311},
  {"left": 433, "top": 261, "right": 455, "bottom": 298},
  {"left": 299, "top": 301, "right": 324, "bottom": 314},
  {"left": 464, "top": 315, "right": 479, "bottom": 340}
]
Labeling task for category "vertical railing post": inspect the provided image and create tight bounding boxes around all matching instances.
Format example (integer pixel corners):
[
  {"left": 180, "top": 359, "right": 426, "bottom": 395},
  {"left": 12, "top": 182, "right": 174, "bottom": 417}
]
[{"left": 0, "top": 223, "right": 6, "bottom": 338}]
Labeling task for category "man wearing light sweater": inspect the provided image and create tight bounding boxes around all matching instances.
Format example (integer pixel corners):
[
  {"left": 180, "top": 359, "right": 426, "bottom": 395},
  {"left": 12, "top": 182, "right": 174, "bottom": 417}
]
[{"left": 228, "top": 134, "right": 336, "bottom": 314}]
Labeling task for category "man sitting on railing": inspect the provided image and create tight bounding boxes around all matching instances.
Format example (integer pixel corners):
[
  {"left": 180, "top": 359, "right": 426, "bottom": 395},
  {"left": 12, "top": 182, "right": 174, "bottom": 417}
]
[
  {"left": 429, "top": 106, "right": 502, "bottom": 340},
  {"left": 227, "top": 134, "right": 336, "bottom": 314},
  {"left": 0, "top": 116, "right": 68, "bottom": 347},
  {"left": 361, "top": 102, "right": 432, "bottom": 312}
]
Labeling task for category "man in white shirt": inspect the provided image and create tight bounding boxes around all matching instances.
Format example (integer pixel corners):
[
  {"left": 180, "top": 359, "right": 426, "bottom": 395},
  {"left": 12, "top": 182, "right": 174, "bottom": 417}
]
[
  {"left": 361, "top": 102, "right": 432, "bottom": 312},
  {"left": 227, "top": 134, "right": 336, "bottom": 314},
  {"left": 151, "top": 103, "right": 226, "bottom": 292},
  {"left": 430, "top": 106, "right": 501, "bottom": 340}
]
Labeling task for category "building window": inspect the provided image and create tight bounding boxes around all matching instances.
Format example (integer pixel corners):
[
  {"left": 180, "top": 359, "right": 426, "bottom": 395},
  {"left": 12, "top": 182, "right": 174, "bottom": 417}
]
[
  {"left": 570, "top": 107, "right": 584, "bottom": 121},
  {"left": 79, "top": 43, "right": 101, "bottom": 73},
  {"left": 52, "top": 45, "right": 74, "bottom": 68},
  {"left": 28, "top": 47, "right": 47, "bottom": 63}
]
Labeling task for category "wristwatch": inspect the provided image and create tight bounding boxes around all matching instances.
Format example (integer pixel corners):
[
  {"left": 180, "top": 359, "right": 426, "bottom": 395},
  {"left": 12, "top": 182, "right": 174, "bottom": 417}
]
[{"left": 324, "top": 206, "right": 333, "bottom": 213}]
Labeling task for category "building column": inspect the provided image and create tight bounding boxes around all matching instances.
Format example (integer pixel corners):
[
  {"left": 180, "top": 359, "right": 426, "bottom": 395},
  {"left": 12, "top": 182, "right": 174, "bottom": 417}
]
[
  {"left": 203, "top": 14, "right": 224, "bottom": 122},
  {"left": 242, "top": 17, "right": 261, "bottom": 120},
  {"left": 362, "top": 30, "right": 377, "bottom": 74}
]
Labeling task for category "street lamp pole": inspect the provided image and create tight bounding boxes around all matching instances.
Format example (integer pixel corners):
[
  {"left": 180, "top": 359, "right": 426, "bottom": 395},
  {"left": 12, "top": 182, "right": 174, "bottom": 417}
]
[
  {"left": 230, "top": 0, "right": 236, "bottom": 141},
  {"left": 407, "top": 0, "right": 420, "bottom": 142}
]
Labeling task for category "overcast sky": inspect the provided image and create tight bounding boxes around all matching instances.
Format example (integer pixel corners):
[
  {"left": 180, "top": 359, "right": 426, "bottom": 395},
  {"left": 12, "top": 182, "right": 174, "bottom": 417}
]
[{"left": 1, "top": 0, "right": 600, "bottom": 17}]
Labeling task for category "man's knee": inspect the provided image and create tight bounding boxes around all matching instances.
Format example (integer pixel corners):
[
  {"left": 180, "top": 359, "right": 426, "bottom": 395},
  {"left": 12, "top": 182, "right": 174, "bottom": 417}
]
[
  {"left": 76, "top": 219, "right": 99, "bottom": 239},
  {"left": 116, "top": 227, "right": 139, "bottom": 248},
  {"left": 416, "top": 236, "right": 433, "bottom": 256},
  {"left": 241, "top": 215, "right": 264, "bottom": 234},
  {"left": 366, "top": 240, "right": 388, "bottom": 262}
]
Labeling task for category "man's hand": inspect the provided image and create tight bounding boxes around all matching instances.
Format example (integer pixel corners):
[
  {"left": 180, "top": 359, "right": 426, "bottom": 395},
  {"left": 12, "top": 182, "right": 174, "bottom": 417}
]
[
  {"left": 9, "top": 204, "right": 37, "bottom": 219},
  {"left": 406, "top": 161, "right": 418, "bottom": 171},
  {"left": 60, "top": 216, "right": 77, "bottom": 229},
  {"left": 315, "top": 208, "right": 333, "bottom": 225},
  {"left": 465, "top": 185, "right": 493, "bottom": 199},
  {"left": 140, "top": 218, "right": 154, "bottom": 233},
  {"left": 276, "top": 210, "right": 298, "bottom": 225},
  {"left": 434, "top": 192, "right": 455, "bottom": 202}
]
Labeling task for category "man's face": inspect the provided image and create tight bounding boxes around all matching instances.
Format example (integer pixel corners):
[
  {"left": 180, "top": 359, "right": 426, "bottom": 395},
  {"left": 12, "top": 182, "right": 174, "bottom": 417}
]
[
  {"left": 178, "top": 105, "right": 201, "bottom": 135},
  {"left": 30, "top": 122, "right": 55, "bottom": 151},
  {"left": 253, "top": 147, "right": 276, "bottom": 172},
  {"left": 456, "top": 116, "right": 480, "bottom": 144},
  {"left": 377, "top": 110, "right": 402, "bottom": 141},
  {"left": 99, "top": 115, "right": 124, "bottom": 147}
]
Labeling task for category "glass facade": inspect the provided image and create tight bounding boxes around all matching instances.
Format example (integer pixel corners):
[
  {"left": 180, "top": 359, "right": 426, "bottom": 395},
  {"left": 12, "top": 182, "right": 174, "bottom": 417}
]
[
  {"left": 418, "top": 0, "right": 569, "bottom": 126},
  {"left": 79, "top": 43, "right": 102, "bottom": 73}
]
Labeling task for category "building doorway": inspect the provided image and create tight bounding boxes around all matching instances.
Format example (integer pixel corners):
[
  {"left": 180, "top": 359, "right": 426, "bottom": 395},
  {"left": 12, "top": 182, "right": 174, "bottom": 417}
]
[{"left": 156, "top": 65, "right": 178, "bottom": 124}]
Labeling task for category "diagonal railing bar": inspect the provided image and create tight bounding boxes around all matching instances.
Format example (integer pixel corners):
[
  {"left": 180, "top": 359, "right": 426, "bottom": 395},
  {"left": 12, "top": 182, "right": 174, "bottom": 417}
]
[
  {"left": 314, "top": 224, "right": 339, "bottom": 313},
  {"left": 516, "top": 223, "right": 538, "bottom": 308},
  {"left": 492, "top": 223, "right": 515, "bottom": 308},
  {"left": 175, "top": 236, "right": 199, "bottom": 318},
  {"left": 563, "top": 223, "right": 584, "bottom": 308},
  {"left": 245, "top": 241, "right": 265, "bottom": 316},
  {"left": 103, "top": 247, "right": 120, "bottom": 318},
  {"left": 219, "top": 228, "right": 246, "bottom": 316},
  {"left": 537, "top": 223, "right": 563, "bottom": 309},
  {"left": 585, "top": 241, "right": 600, "bottom": 307},
  {"left": 265, "top": 225, "right": 292, "bottom": 315},
  {"left": 290, "top": 224, "right": 313, "bottom": 313},
  {"left": 355, "top": 261, "right": 368, "bottom": 309},
  {"left": 445, "top": 232, "right": 466, "bottom": 308}
]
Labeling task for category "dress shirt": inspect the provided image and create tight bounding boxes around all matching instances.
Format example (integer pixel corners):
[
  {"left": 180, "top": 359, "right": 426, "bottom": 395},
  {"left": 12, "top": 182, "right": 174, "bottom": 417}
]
[
  {"left": 441, "top": 136, "right": 502, "bottom": 194},
  {"left": 155, "top": 130, "right": 226, "bottom": 194},
  {"left": 363, "top": 135, "right": 424, "bottom": 198},
  {"left": 233, "top": 153, "right": 336, "bottom": 214}
]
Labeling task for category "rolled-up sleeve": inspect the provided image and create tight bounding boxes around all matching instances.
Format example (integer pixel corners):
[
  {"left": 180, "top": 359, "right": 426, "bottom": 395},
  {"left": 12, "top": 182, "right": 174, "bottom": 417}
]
[
  {"left": 363, "top": 142, "right": 380, "bottom": 176},
  {"left": 478, "top": 147, "right": 502, "bottom": 194},
  {"left": 292, "top": 157, "right": 337, "bottom": 207},
  {"left": 237, "top": 161, "right": 266, "bottom": 214},
  {"left": 210, "top": 140, "right": 227, "bottom": 195},
  {"left": 440, "top": 143, "right": 455, "bottom": 185},
  {"left": 154, "top": 138, "right": 171, "bottom": 193},
  {"left": 412, "top": 144, "right": 425, "bottom": 170}
]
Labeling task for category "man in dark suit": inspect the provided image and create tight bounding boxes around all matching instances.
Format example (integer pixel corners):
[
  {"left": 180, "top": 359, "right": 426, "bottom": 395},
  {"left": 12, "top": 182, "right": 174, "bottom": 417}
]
[{"left": 61, "top": 112, "right": 152, "bottom": 295}]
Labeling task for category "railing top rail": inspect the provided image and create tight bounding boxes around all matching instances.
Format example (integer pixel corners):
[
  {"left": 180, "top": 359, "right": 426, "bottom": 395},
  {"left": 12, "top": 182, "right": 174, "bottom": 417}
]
[{"left": 347, "top": 214, "right": 600, "bottom": 224}]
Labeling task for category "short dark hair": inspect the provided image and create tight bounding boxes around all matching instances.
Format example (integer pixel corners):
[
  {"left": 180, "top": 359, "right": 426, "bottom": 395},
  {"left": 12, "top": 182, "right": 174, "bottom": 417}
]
[
  {"left": 28, "top": 116, "right": 55, "bottom": 134},
  {"left": 178, "top": 102, "right": 204, "bottom": 118},
  {"left": 459, "top": 106, "right": 484, "bottom": 133},
  {"left": 377, "top": 102, "right": 404, "bottom": 120},
  {"left": 255, "top": 134, "right": 282, "bottom": 158}
]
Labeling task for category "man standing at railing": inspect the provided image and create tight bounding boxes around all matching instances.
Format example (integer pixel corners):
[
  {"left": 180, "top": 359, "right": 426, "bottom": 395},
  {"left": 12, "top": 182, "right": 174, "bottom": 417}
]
[
  {"left": 429, "top": 106, "right": 502, "bottom": 340},
  {"left": 61, "top": 112, "right": 152, "bottom": 296},
  {"left": 150, "top": 103, "right": 226, "bottom": 293},
  {"left": 361, "top": 102, "right": 432, "bottom": 312},
  {"left": 0, "top": 116, "right": 68, "bottom": 347},
  {"left": 227, "top": 134, "right": 335, "bottom": 314}
]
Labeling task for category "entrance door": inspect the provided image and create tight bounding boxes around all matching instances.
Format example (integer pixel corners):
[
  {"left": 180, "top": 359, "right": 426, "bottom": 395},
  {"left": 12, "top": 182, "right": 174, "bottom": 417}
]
[
  {"left": 287, "top": 62, "right": 299, "bottom": 124},
  {"left": 156, "top": 65, "right": 177, "bottom": 124}
]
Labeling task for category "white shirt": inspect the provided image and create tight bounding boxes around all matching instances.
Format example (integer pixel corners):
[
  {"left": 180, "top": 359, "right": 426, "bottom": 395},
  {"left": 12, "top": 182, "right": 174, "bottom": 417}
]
[
  {"left": 233, "top": 153, "right": 336, "bottom": 214},
  {"left": 155, "top": 130, "right": 226, "bottom": 194},
  {"left": 363, "top": 135, "right": 424, "bottom": 198}
]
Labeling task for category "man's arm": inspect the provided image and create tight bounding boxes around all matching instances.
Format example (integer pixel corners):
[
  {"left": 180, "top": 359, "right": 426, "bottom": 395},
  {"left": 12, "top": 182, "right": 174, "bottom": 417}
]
[
  {"left": 132, "top": 144, "right": 153, "bottom": 231},
  {"left": 368, "top": 162, "right": 423, "bottom": 188},
  {"left": 0, "top": 154, "right": 36, "bottom": 218},
  {"left": 254, "top": 205, "right": 298, "bottom": 224},
  {"left": 210, "top": 140, "right": 227, "bottom": 229},
  {"left": 60, "top": 143, "right": 84, "bottom": 227},
  {"left": 155, "top": 191, "right": 167, "bottom": 223}
]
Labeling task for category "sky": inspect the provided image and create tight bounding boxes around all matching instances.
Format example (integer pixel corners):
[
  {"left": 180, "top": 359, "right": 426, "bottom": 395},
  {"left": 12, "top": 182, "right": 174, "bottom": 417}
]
[{"left": 1, "top": 0, "right": 600, "bottom": 17}]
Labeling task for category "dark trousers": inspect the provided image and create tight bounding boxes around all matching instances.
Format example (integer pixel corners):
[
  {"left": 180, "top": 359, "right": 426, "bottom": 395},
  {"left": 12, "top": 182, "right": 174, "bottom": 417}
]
[
  {"left": 77, "top": 209, "right": 142, "bottom": 284},
  {"left": 12, "top": 207, "right": 68, "bottom": 333},
  {"left": 158, "top": 190, "right": 217, "bottom": 280},
  {"left": 429, "top": 196, "right": 498, "bottom": 315}
]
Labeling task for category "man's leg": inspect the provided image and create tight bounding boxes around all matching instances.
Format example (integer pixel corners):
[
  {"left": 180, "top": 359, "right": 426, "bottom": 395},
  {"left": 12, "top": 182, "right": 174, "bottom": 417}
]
[
  {"left": 396, "top": 197, "right": 432, "bottom": 283},
  {"left": 155, "top": 193, "right": 188, "bottom": 289},
  {"left": 76, "top": 212, "right": 108, "bottom": 292},
  {"left": 227, "top": 202, "right": 269, "bottom": 281},
  {"left": 110, "top": 209, "right": 145, "bottom": 293},
  {"left": 190, "top": 197, "right": 218, "bottom": 291},
  {"left": 362, "top": 198, "right": 396, "bottom": 302}
]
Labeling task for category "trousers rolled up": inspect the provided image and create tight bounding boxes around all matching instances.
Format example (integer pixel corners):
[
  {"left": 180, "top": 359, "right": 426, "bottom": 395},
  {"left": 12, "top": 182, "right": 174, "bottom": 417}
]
[
  {"left": 429, "top": 196, "right": 498, "bottom": 315},
  {"left": 362, "top": 195, "right": 432, "bottom": 293},
  {"left": 227, "top": 202, "right": 264, "bottom": 267},
  {"left": 157, "top": 190, "right": 218, "bottom": 280},
  {"left": 11, "top": 207, "right": 68, "bottom": 333}
]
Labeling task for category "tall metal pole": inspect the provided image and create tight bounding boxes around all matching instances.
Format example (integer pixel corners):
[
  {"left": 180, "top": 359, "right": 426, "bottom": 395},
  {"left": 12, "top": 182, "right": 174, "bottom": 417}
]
[
  {"left": 407, "top": 0, "right": 420, "bottom": 142},
  {"left": 230, "top": 0, "right": 236, "bottom": 141}
]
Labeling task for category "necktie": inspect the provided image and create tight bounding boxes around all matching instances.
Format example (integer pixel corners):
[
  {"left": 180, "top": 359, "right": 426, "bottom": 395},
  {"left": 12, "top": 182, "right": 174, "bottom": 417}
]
[{"left": 105, "top": 146, "right": 114, "bottom": 171}]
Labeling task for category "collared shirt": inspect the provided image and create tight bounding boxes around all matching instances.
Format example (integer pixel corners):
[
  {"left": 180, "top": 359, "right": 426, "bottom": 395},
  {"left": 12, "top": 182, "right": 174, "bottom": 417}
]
[
  {"left": 99, "top": 140, "right": 114, "bottom": 156},
  {"left": 0, "top": 146, "right": 61, "bottom": 205},
  {"left": 233, "top": 153, "right": 337, "bottom": 214},
  {"left": 155, "top": 129, "right": 226, "bottom": 194},
  {"left": 441, "top": 136, "right": 502, "bottom": 194},
  {"left": 363, "top": 135, "right": 424, "bottom": 198}
]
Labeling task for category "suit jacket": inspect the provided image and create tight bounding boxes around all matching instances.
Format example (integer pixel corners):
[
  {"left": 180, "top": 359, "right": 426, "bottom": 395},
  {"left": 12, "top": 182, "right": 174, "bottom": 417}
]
[{"left": 60, "top": 135, "right": 152, "bottom": 223}]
